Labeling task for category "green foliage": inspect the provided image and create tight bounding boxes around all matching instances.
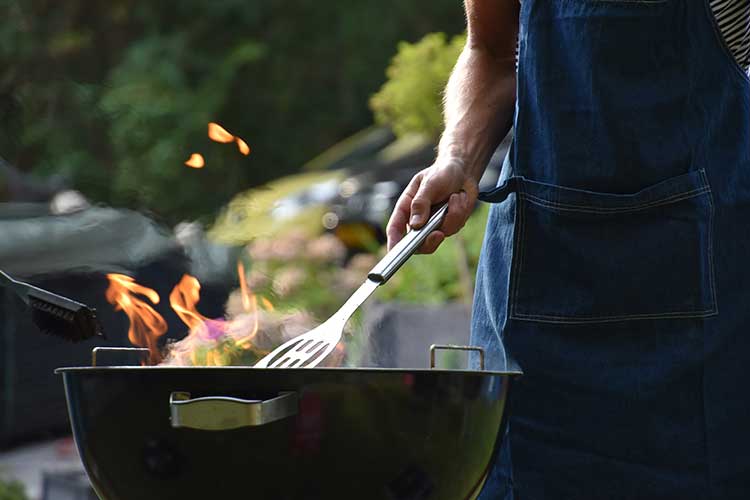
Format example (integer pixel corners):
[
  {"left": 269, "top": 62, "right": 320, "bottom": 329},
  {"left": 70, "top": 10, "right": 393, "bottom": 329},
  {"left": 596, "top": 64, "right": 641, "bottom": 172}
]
[
  {"left": 0, "top": 476, "right": 27, "bottom": 500},
  {"left": 370, "top": 32, "right": 466, "bottom": 140},
  {"left": 1, "top": 1, "right": 464, "bottom": 221},
  {"left": 100, "top": 35, "right": 265, "bottom": 218}
]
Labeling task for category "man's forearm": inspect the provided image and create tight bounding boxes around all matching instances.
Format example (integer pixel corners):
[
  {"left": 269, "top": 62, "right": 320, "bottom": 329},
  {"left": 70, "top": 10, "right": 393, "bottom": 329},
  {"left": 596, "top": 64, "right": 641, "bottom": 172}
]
[
  {"left": 437, "top": 43, "right": 517, "bottom": 182},
  {"left": 385, "top": 0, "right": 520, "bottom": 252}
]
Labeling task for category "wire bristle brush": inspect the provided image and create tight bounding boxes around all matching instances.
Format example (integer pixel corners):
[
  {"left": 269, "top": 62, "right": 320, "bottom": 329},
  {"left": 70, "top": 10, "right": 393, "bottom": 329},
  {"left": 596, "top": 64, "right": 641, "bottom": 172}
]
[{"left": 0, "top": 269, "right": 104, "bottom": 342}]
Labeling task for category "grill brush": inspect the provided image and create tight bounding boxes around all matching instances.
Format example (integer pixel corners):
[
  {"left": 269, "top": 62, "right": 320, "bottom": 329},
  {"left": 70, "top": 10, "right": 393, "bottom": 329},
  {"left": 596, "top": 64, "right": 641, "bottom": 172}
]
[{"left": 0, "top": 269, "right": 104, "bottom": 342}]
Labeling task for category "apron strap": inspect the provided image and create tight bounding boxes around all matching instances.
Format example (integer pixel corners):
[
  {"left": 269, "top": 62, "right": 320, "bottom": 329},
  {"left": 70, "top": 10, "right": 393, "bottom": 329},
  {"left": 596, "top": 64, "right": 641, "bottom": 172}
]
[{"left": 478, "top": 176, "right": 524, "bottom": 204}]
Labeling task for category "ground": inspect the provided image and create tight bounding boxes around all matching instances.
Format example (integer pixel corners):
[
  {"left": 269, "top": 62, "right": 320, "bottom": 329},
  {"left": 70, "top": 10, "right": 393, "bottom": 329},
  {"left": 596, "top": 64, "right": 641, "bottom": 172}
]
[{"left": 0, "top": 438, "right": 86, "bottom": 500}]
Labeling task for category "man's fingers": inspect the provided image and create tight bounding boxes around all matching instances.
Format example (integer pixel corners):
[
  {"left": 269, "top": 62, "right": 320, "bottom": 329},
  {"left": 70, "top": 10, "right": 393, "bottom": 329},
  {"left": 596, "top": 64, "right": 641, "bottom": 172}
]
[
  {"left": 386, "top": 205, "right": 409, "bottom": 250},
  {"left": 418, "top": 231, "right": 445, "bottom": 254},
  {"left": 440, "top": 192, "right": 469, "bottom": 237},
  {"left": 386, "top": 173, "right": 422, "bottom": 250}
]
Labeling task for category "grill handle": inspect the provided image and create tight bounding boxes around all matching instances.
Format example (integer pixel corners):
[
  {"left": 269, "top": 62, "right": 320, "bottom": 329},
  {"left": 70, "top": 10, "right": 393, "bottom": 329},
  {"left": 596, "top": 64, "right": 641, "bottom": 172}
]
[
  {"left": 368, "top": 203, "right": 449, "bottom": 284},
  {"left": 430, "top": 344, "right": 485, "bottom": 370},
  {"left": 170, "top": 391, "right": 298, "bottom": 430}
]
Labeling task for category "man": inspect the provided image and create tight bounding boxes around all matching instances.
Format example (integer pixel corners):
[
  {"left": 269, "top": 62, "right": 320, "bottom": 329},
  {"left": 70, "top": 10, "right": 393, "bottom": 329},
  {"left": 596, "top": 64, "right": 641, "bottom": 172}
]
[{"left": 387, "top": 1, "right": 750, "bottom": 499}]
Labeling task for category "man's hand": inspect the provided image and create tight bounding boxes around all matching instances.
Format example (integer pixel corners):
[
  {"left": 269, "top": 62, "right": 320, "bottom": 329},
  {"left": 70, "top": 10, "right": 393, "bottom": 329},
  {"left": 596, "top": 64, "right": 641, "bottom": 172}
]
[{"left": 386, "top": 158, "right": 479, "bottom": 253}]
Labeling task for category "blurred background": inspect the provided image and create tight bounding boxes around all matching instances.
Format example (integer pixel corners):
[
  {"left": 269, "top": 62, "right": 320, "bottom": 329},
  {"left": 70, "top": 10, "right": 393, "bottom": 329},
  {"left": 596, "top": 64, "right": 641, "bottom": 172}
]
[{"left": 0, "top": 2, "right": 510, "bottom": 498}]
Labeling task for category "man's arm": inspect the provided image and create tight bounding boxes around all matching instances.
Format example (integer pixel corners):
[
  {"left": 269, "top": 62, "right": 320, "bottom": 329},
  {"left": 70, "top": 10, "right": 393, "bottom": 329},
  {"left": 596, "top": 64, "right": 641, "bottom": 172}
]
[{"left": 386, "top": 0, "right": 519, "bottom": 252}]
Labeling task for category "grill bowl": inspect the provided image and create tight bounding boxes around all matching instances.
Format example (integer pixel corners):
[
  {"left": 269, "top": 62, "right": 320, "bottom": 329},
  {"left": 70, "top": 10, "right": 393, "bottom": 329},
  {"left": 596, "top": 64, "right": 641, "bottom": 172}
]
[{"left": 57, "top": 365, "right": 518, "bottom": 500}]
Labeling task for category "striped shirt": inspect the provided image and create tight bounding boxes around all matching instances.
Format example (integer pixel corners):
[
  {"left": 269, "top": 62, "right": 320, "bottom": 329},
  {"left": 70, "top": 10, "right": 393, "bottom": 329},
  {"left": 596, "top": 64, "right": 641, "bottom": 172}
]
[{"left": 711, "top": 0, "right": 750, "bottom": 72}]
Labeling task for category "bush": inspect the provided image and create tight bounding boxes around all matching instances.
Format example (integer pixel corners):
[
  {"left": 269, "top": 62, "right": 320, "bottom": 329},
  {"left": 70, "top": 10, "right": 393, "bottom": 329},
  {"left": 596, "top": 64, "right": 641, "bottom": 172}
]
[
  {"left": 370, "top": 32, "right": 466, "bottom": 140},
  {"left": 0, "top": 477, "right": 27, "bottom": 500}
]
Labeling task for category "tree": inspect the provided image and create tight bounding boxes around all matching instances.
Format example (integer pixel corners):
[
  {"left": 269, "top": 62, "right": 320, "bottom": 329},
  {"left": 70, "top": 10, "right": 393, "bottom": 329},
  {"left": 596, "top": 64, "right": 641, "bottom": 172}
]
[{"left": 1, "top": 1, "right": 465, "bottom": 221}]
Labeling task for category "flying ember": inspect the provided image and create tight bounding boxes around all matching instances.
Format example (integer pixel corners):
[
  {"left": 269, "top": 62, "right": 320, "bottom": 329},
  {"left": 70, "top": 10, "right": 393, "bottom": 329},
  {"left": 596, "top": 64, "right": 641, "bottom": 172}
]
[
  {"left": 184, "top": 153, "right": 205, "bottom": 168},
  {"left": 208, "top": 121, "right": 251, "bottom": 156},
  {"left": 236, "top": 137, "right": 251, "bottom": 156},
  {"left": 207, "top": 122, "right": 235, "bottom": 143}
]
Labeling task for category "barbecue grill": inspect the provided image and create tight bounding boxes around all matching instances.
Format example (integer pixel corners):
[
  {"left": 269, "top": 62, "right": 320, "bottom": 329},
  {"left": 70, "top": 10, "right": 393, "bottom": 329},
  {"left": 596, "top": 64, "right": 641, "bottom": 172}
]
[{"left": 57, "top": 345, "right": 520, "bottom": 500}]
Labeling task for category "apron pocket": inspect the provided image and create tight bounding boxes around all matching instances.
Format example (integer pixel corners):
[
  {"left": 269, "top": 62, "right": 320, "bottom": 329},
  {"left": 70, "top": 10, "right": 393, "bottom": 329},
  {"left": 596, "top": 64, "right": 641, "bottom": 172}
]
[{"left": 506, "top": 169, "right": 716, "bottom": 324}]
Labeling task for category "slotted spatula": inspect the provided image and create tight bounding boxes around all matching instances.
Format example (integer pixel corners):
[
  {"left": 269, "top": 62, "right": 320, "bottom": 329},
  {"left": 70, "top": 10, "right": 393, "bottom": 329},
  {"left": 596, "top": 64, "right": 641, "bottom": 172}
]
[{"left": 254, "top": 203, "right": 449, "bottom": 368}]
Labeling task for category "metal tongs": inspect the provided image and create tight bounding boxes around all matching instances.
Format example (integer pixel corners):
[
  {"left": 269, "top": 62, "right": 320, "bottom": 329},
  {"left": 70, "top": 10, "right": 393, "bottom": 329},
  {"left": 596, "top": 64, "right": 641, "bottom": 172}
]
[{"left": 255, "top": 203, "right": 449, "bottom": 368}]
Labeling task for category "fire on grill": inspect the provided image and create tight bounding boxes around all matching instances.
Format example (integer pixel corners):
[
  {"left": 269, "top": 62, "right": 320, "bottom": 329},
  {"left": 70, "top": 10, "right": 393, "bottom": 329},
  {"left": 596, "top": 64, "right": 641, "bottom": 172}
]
[{"left": 102, "top": 262, "right": 342, "bottom": 369}]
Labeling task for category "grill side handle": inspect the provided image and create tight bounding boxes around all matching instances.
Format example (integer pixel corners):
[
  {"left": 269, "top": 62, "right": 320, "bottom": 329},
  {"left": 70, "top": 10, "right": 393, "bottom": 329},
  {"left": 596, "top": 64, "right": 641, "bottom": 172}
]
[
  {"left": 430, "top": 344, "right": 485, "bottom": 370},
  {"left": 170, "top": 391, "right": 298, "bottom": 430}
]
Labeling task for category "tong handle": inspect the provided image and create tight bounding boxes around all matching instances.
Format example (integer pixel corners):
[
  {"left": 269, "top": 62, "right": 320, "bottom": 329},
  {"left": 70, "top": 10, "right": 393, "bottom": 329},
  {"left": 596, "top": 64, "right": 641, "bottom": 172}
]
[
  {"left": 368, "top": 203, "right": 449, "bottom": 284},
  {"left": 0, "top": 269, "right": 29, "bottom": 303}
]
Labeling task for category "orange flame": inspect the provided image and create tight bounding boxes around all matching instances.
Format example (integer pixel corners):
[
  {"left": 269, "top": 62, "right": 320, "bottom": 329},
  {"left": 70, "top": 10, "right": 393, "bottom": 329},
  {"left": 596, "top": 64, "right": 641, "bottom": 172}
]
[
  {"left": 237, "top": 261, "right": 253, "bottom": 312},
  {"left": 105, "top": 274, "right": 167, "bottom": 364},
  {"left": 236, "top": 137, "right": 251, "bottom": 156},
  {"left": 184, "top": 153, "right": 205, "bottom": 168},
  {"left": 260, "top": 296, "right": 274, "bottom": 312},
  {"left": 108, "top": 265, "right": 288, "bottom": 366},
  {"left": 235, "top": 261, "right": 259, "bottom": 348},
  {"left": 208, "top": 122, "right": 235, "bottom": 143},
  {"left": 169, "top": 275, "right": 211, "bottom": 331}
]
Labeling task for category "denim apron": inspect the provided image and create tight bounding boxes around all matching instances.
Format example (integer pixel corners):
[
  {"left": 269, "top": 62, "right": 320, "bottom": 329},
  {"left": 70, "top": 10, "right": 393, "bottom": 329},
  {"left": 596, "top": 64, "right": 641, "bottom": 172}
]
[{"left": 470, "top": 0, "right": 750, "bottom": 499}]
